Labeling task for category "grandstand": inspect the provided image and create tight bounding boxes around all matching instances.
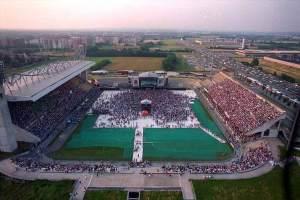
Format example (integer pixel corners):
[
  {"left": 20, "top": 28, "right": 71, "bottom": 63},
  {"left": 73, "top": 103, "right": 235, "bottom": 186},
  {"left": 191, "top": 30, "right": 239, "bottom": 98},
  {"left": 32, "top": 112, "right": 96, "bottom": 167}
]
[
  {"left": 203, "top": 72, "right": 286, "bottom": 144},
  {"left": 0, "top": 60, "right": 95, "bottom": 152}
]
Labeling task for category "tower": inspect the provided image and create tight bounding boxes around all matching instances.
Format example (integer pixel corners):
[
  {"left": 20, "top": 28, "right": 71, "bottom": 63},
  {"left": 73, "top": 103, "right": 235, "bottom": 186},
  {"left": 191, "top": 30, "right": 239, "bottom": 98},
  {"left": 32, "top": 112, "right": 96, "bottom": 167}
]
[
  {"left": 0, "top": 61, "right": 17, "bottom": 152},
  {"left": 241, "top": 38, "right": 246, "bottom": 50}
]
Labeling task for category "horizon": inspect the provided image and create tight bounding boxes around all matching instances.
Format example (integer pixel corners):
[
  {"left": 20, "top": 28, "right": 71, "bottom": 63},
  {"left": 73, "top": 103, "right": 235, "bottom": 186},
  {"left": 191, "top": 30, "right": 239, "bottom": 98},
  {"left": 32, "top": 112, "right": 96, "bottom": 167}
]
[{"left": 1, "top": 0, "right": 300, "bottom": 33}]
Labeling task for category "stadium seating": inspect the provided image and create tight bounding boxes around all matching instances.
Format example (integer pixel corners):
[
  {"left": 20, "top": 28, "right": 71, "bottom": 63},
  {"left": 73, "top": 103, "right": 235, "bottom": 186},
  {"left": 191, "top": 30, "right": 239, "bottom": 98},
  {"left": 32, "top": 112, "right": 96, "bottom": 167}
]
[{"left": 207, "top": 79, "right": 282, "bottom": 143}]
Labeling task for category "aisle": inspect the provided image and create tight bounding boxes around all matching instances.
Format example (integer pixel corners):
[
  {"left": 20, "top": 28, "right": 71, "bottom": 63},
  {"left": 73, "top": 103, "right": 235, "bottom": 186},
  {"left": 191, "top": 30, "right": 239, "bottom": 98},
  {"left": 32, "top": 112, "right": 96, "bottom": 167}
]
[{"left": 132, "top": 127, "right": 143, "bottom": 162}]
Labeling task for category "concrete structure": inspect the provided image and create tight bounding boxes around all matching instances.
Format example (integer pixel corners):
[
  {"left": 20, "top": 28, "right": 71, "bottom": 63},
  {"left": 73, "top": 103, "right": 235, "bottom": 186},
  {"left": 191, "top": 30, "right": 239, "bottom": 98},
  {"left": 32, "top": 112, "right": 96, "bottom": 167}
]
[
  {"left": 262, "top": 56, "right": 300, "bottom": 69},
  {"left": 4, "top": 60, "right": 94, "bottom": 102},
  {"left": 0, "top": 60, "right": 95, "bottom": 152},
  {"left": 236, "top": 50, "right": 300, "bottom": 57},
  {"left": 0, "top": 87, "right": 17, "bottom": 152},
  {"left": 205, "top": 72, "right": 286, "bottom": 140},
  {"left": 235, "top": 73, "right": 299, "bottom": 148}
]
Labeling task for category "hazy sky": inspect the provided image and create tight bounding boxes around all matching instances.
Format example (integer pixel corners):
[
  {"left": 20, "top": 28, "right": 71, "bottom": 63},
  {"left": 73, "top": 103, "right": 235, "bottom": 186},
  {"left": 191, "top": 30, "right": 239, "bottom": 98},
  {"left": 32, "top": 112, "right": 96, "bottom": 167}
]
[{"left": 0, "top": 0, "right": 299, "bottom": 32}]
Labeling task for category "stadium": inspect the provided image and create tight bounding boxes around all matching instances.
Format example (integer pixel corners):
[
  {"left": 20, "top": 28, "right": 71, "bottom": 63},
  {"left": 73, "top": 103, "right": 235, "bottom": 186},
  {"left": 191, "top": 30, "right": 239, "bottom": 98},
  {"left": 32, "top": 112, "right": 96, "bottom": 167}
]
[{"left": 0, "top": 60, "right": 288, "bottom": 199}]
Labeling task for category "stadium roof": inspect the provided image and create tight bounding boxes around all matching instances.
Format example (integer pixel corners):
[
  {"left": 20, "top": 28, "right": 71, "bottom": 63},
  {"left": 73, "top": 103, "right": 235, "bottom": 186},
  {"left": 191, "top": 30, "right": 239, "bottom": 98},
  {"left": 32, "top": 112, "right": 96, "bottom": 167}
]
[{"left": 4, "top": 60, "right": 95, "bottom": 102}]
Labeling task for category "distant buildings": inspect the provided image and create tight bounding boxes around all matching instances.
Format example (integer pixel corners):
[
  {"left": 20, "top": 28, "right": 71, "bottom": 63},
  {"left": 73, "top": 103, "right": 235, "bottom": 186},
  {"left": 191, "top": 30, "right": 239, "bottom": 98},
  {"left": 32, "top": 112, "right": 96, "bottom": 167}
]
[
  {"left": 195, "top": 37, "right": 245, "bottom": 49},
  {"left": 0, "top": 36, "right": 88, "bottom": 50},
  {"left": 95, "top": 35, "right": 138, "bottom": 47},
  {"left": 0, "top": 38, "right": 25, "bottom": 48}
]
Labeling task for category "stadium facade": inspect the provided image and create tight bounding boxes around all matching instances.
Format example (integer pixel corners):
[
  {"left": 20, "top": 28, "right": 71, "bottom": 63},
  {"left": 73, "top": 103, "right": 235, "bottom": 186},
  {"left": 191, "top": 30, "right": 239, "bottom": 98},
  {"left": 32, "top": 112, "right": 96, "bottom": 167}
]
[{"left": 128, "top": 72, "right": 168, "bottom": 88}]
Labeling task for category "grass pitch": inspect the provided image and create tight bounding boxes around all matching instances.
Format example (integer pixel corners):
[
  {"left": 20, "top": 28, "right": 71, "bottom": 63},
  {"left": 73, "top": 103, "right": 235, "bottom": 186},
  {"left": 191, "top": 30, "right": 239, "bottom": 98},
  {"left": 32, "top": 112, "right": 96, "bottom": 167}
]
[
  {"left": 143, "top": 128, "right": 232, "bottom": 161},
  {"left": 0, "top": 177, "right": 73, "bottom": 200},
  {"left": 192, "top": 164, "right": 300, "bottom": 200},
  {"left": 51, "top": 115, "right": 134, "bottom": 161},
  {"left": 51, "top": 146, "right": 124, "bottom": 161},
  {"left": 143, "top": 100, "right": 232, "bottom": 161}
]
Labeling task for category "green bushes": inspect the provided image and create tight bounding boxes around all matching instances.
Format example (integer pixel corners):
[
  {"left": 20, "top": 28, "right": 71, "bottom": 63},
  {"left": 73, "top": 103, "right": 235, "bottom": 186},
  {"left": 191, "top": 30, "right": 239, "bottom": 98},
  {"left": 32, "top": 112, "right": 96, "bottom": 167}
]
[
  {"left": 90, "top": 59, "right": 111, "bottom": 71},
  {"left": 86, "top": 47, "right": 167, "bottom": 57},
  {"left": 281, "top": 73, "right": 296, "bottom": 83},
  {"left": 162, "top": 54, "right": 179, "bottom": 71}
]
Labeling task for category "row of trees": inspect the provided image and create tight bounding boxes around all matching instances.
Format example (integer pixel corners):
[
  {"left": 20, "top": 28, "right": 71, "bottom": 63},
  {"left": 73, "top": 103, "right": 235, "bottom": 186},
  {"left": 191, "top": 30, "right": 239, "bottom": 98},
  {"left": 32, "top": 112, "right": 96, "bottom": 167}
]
[
  {"left": 90, "top": 59, "right": 112, "bottom": 71},
  {"left": 86, "top": 47, "right": 167, "bottom": 57}
]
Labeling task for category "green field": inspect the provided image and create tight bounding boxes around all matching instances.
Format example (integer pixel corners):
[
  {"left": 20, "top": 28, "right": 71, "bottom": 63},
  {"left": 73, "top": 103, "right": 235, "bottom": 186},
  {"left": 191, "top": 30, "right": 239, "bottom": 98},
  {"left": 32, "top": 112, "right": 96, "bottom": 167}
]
[
  {"left": 0, "top": 177, "right": 73, "bottom": 200},
  {"left": 84, "top": 190, "right": 127, "bottom": 200},
  {"left": 192, "top": 164, "right": 300, "bottom": 200},
  {"left": 52, "top": 98, "right": 232, "bottom": 161},
  {"left": 51, "top": 146, "right": 125, "bottom": 161},
  {"left": 51, "top": 115, "right": 135, "bottom": 161},
  {"left": 192, "top": 100, "right": 224, "bottom": 136},
  {"left": 143, "top": 100, "right": 232, "bottom": 161},
  {"left": 87, "top": 57, "right": 163, "bottom": 71},
  {"left": 143, "top": 128, "right": 232, "bottom": 161}
]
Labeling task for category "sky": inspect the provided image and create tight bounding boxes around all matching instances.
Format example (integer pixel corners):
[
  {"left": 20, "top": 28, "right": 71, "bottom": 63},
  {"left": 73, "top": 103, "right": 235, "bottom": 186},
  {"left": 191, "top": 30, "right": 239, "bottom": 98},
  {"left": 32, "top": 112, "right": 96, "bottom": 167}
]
[{"left": 0, "top": 0, "right": 300, "bottom": 32}]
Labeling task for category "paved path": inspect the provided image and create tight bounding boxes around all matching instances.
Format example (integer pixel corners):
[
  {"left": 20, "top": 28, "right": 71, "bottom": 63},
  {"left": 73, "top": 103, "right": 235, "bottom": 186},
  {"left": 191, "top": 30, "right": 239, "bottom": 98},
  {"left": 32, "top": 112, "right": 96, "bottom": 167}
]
[
  {"left": 0, "top": 159, "right": 275, "bottom": 200},
  {"left": 132, "top": 127, "right": 143, "bottom": 163},
  {"left": 71, "top": 174, "right": 93, "bottom": 200}
]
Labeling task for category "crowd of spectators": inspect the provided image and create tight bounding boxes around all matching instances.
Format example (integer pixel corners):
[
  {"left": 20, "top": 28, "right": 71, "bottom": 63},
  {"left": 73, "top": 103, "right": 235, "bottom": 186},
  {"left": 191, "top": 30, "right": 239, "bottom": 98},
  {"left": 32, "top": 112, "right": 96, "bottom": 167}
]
[
  {"left": 12, "top": 144, "right": 272, "bottom": 175},
  {"left": 207, "top": 79, "right": 282, "bottom": 143},
  {"left": 8, "top": 79, "right": 97, "bottom": 140},
  {"left": 92, "top": 90, "right": 194, "bottom": 127},
  {"left": 184, "top": 41, "right": 299, "bottom": 101},
  {"left": 13, "top": 157, "right": 117, "bottom": 174},
  {"left": 162, "top": 143, "right": 273, "bottom": 174}
]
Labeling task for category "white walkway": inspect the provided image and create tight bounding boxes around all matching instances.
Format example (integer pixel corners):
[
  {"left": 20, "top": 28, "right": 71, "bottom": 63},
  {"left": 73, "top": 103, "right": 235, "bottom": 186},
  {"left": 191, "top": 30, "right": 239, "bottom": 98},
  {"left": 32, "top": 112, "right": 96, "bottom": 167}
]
[
  {"left": 132, "top": 127, "right": 143, "bottom": 163},
  {"left": 199, "top": 125, "right": 226, "bottom": 144}
]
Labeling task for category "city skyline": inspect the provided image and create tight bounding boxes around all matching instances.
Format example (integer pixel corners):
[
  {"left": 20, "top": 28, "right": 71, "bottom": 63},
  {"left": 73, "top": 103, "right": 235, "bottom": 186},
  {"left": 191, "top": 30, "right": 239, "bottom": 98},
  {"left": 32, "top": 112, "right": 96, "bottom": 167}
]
[{"left": 1, "top": 0, "right": 300, "bottom": 32}]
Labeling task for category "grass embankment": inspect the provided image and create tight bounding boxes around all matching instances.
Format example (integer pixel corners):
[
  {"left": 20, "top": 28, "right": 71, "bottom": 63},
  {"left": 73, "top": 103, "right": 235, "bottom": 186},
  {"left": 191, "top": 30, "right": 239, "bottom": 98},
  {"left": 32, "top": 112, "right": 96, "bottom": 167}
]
[
  {"left": 0, "top": 177, "right": 74, "bottom": 200},
  {"left": 84, "top": 190, "right": 127, "bottom": 200},
  {"left": 192, "top": 165, "right": 300, "bottom": 200},
  {"left": 51, "top": 146, "right": 125, "bottom": 161},
  {"left": 87, "top": 57, "right": 163, "bottom": 71}
]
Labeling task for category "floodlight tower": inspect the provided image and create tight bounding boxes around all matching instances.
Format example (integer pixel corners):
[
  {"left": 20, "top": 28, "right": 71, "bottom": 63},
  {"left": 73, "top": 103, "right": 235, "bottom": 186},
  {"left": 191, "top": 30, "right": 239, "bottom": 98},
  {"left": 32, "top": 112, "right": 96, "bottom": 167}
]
[{"left": 0, "top": 61, "right": 17, "bottom": 152}]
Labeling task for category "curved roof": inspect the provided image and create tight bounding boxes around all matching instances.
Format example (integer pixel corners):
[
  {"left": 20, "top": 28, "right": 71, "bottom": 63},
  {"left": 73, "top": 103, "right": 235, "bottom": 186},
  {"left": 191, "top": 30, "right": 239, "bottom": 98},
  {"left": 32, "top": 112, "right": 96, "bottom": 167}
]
[
  {"left": 141, "top": 99, "right": 152, "bottom": 104},
  {"left": 139, "top": 72, "right": 159, "bottom": 78}
]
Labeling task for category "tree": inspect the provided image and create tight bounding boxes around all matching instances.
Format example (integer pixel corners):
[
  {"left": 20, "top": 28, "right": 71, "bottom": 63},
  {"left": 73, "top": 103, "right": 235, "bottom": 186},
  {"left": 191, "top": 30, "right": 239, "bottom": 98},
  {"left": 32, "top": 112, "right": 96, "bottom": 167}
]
[
  {"left": 251, "top": 58, "right": 259, "bottom": 66},
  {"left": 281, "top": 73, "right": 296, "bottom": 83},
  {"left": 90, "top": 59, "right": 112, "bottom": 71},
  {"left": 162, "top": 53, "right": 178, "bottom": 71}
]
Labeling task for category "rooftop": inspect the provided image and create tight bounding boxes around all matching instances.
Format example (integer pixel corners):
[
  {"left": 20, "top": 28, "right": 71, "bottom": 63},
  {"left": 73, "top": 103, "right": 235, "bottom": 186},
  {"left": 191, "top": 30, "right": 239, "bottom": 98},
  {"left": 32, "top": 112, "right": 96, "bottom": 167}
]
[{"left": 4, "top": 60, "right": 95, "bottom": 102}]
